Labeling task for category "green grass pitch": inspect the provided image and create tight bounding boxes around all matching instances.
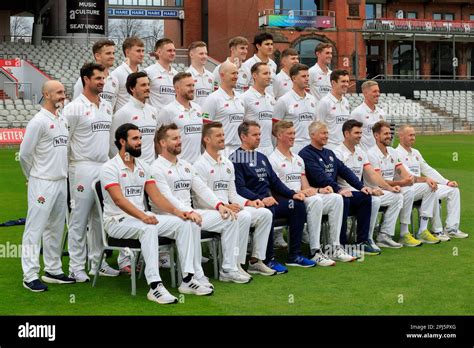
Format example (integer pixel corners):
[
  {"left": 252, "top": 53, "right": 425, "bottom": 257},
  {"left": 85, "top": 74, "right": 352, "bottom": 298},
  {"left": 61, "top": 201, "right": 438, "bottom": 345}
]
[{"left": 0, "top": 134, "right": 472, "bottom": 315}]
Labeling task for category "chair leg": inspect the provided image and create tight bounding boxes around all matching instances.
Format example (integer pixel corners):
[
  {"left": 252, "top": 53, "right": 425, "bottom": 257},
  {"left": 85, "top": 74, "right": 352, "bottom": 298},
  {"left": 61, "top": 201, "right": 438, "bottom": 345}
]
[
  {"left": 212, "top": 239, "right": 219, "bottom": 280},
  {"left": 130, "top": 253, "right": 137, "bottom": 296},
  {"left": 92, "top": 249, "right": 105, "bottom": 288},
  {"left": 138, "top": 252, "right": 145, "bottom": 280},
  {"left": 169, "top": 245, "right": 177, "bottom": 288}
]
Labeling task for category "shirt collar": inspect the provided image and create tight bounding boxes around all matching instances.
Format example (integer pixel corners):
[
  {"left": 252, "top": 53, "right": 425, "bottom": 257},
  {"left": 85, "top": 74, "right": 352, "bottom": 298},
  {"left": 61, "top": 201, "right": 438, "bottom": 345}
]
[
  {"left": 171, "top": 99, "right": 195, "bottom": 112},
  {"left": 154, "top": 61, "right": 175, "bottom": 74},
  {"left": 397, "top": 144, "right": 412, "bottom": 155},
  {"left": 157, "top": 155, "right": 179, "bottom": 167},
  {"left": 41, "top": 107, "right": 58, "bottom": 120},
  {"left": 114, "top": 153, "right": 139, "bottom": 171},
  {"left": 315, "top": 63, "right": 331, "bottom": 75},
  {"left": 78, "top": 93, "right": 96, "bottom": 108},
  {"left": 218, "top": 87, "right": 234, "bottom": 100},
  {"left": 290, "top": 89, "right": 307, "bottom": 101},
  {"left": 188, "top": 65, "right": 207, "bottom": 77},
  {"left": 274, "top": 148, "right": 293, "bottom": 162},
  {"left": 121, "top": 61, "right": 139, "bottom": 74},
  {"left": 130, "top": 96, "right": 146, "bottom": 109},
  {"left": 328, "top": 92, "right": 344, "bottom": 104},
  {"left": 250, "top": 87, "right": 265, "bottom": 98},
  {"left": 203, "top": 151, "right": 223, "bottom": 166}
]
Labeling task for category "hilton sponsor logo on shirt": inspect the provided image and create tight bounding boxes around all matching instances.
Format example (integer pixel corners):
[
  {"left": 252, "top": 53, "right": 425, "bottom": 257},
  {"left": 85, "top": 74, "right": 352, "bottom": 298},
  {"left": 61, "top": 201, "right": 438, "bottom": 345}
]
[
  {"left": 298, "top": 113, "right": 314, "bottom": 122},
  {"left": 229, "top": 113, "right": 244, "bottom": 123},
  {"left": 336, "top": 115, "right": 349, "bottom": 124},
  {"left": 196, "top": 88, "right": 210, "bottom": 97},
  {"left": 318, "top": 86, "right": 332, "bottom": 93},
  {"left": 91, "top": 121, "right": 111, "bottom": 132},
  {"left": 139, "top": 126, "right": 156, "bottom": 135},
  {"left": 213, "top": 180, "right": 229, "bottom": 191},
  {"left": 53, "top": 135, "right": 68, "bottom": 147},
  {"left": 285, "top": 173, "right": 301, "bottom": 182},
  {"left": 184, "top": 124, "right": 203, "bottom": 134},
  {"left": 125, "top": 186, "right": 142, "bottom": 197},
  {"left": 258, "top": 111, "right": 273, "bottom": 120},
  {"left": 159, "top": 85, "right": 175, "bottom": 95},
  {"left": 174, "top": 180, "right": 191, "bottom": 191}
]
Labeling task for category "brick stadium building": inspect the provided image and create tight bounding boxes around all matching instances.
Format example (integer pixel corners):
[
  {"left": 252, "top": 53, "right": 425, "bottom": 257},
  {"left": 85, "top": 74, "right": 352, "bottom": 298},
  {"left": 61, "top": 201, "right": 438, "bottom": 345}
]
[{"left": 165, "top": 0, "right": 474, "bottom": 81}]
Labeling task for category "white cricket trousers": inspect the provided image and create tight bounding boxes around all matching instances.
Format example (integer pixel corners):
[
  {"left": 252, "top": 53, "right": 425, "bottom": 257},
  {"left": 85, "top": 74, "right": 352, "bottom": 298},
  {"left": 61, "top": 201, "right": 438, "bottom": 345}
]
[
  {"left": 22, "top": 177, "right": 67, "bottom": 283},
  {"left": 235, "top": 206, "right": 272, "bottom": 263},
  {"left": 400, "top": 183, "right": 438, "bottom": 225},
  {"left": 191, "top": 209, "right": 240, "bottom": 277},
  {"left": 307, "top": 193, "right": 343, "bottom": 250},
  {"left": 431, "top": 185, "right": 460, "bottom": 232},
  {"left": 370, "top": 191, "right": 403, "bottom": 237},
  {"left": 105, "top": 214, "right": 195, "bottom": 284},
  {"left": 68, "top": 162, "right": 104, "bottom": 273}
]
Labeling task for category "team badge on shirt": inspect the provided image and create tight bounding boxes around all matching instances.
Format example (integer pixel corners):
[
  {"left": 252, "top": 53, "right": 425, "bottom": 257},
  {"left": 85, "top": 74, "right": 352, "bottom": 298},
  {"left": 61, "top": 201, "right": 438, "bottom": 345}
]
[
  {"left": 77, "top": 184, "right": 85, "bottom": 192},
  {"left": 208, "top": 78, "right": 213, "bottom": 84},
  {"left": 139, "top": 170, "right": 144, "bottom": 178},
  {"left": 184, "top": 167, "right": 190, "bottom": 173},
  {"left": 226, "top": 168, "right": 231, "bottom": 174},
  {"left": 37, "top": 196, "right": 46, "bottom": 204},
  {"left": 297, "top": 161, "right": 302, "bottom": 166},
  {"left": 358, "top": 156, "right": 363, "bottom": 162}
]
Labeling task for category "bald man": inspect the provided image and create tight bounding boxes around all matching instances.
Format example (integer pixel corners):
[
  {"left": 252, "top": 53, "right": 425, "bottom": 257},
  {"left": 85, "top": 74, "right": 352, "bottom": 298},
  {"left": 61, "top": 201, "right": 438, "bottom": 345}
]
[
  {"left": 20, "top": 80, "right": 76, "bottom": 292},
  {"left": 202, "top": 61, "right": 245, "bottom": 157},
  {"left": 396, "top": 125, "right": 468, "bottom": 240}
]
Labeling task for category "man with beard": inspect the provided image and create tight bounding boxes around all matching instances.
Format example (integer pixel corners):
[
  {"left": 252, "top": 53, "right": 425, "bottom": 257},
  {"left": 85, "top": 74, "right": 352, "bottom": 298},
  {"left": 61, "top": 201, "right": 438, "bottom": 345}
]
[
  {"left": 202, "top": 61, "right": 245, "bottom": 157},
  {"left": 110, "top": 72, "right": 158, "bottom": 164},
  {"left": 101, "top": 123, "right": 199, "bottom": 303},
  {"left": 20, "top": 80, "right": 75, "bottom": 292},
  {"left": 157, "top": 72, "right": 204, "bottom": 164},
  {"left": 151, "top": 124, "right": 250, "bottom": 285},
  {"left": 63, "top": 63, "right": 119, "bottom": 283}
]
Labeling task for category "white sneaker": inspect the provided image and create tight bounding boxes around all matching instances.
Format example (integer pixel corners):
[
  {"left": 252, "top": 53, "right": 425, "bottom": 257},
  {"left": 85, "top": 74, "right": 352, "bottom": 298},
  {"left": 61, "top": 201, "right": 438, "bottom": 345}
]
[
  {"left": 159, "top": 253, "right": 171, "bottom": 269},
  {"left": 69, "top": 270, "right": 90, "bottom": 283},
  {"left": 89, "top": 263, "right": 120, "bottom": 277},
  {"left": 274, "top": 230, "right": 288, "bottom": 248},
  {"left": 178, "top": 278, "right": 213, "bottom": 296},
  {"left": 219, "top": 270, "right": 251, "bottom": 284},
  {"left": 331, "top": 246, "right": 356, "bottom": 262},
  {"left": 311, "top": 251, "right": 336, "bottom": 267},
  {"left": 433, "top": 231, "right": 451, "bottom": 242},
  {"left": 147, "top": 283, "right": 178, "bottom": 304},
  {"left": 376, "top": 233, "right": 403, "bottom": 249},
  {"left": 237, "top": 264, "right": 252, "bottom": 280},
  {"left": 448, "top": 230, "right": 468, "bottom": 239},
  {"left": 247, "top": 260, "right": 276, "bottom": 276},
  {"left": 195, "top": 275, "right": 214, "bottom": 289}
]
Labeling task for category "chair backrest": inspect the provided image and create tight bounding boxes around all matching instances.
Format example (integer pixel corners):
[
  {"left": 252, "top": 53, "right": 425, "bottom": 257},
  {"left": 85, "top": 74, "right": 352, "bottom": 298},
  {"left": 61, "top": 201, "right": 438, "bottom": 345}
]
[{"left": 92, "top": 179, "right": 108, "bottom": 247}]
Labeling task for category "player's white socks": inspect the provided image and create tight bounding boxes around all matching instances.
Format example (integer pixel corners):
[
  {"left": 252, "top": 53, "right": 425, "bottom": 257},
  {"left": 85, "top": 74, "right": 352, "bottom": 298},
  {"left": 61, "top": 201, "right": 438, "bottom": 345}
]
[
  {"left": 417, "top": 217, "right": 429, "bottom": 236},
  {"left": 400, "top": 223, "right": 409, "bottom": 237}
]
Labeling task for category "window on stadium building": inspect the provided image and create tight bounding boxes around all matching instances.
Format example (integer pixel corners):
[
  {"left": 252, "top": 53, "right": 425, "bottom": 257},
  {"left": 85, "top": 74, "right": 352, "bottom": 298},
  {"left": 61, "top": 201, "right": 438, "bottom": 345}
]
[
  {"left": 293, "top": 38, "right": 324, "bottom": 67},
  {"left": 108, "top": 0, "right": 182, "bottom": 5},
  {"left": 431, "top": 43, "right": 458, "bottom": 78},
  {"left": 392, "top": 44, "right": 420, "bottom": 78},
  {"left": 274, "top": 0, "right": 321, "bottom": 14}
]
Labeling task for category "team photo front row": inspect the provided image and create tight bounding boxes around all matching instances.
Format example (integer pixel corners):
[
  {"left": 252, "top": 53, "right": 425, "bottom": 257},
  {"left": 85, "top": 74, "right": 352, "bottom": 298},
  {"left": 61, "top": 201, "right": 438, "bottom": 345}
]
[{"left": 19, "top": 79, "right": 467, "bottom": 303}]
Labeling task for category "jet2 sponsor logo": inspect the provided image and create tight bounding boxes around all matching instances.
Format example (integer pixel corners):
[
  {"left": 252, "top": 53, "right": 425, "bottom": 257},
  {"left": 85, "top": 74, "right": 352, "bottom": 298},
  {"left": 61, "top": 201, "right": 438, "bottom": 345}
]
[
  {"left": 196, "top": 88, "right": 210, "bottom": 97},
  {"left": 229, "top": 113, "right": 244, "bottom": 123},
  {"left": 285, "top": 173, "right": 301, "bottom": 182},
  {"left": 53, "top": 135, "right": 68, "bottom": 147},
  {"left": 91, "top": 121, "right": 111, "bottom": 132},
  {"left": 125, "top": 186, "right": 142, "bottom": 197},
  {"left": 139, "top": 126, "right": 156, "bottom": 135},
  {"left": 213, "top": 180, "right": 229, "bottom": 191},
  {"left": 159, "top": 85, "right": 175, "bottom": 95},
  {"left": 258, "top": 111, "right": 273, "bottom": 120},
  {"left": 184, "top": 124, "right": 202, "bottom": 134},
  {"left": 298, "top": 113, "right": 314, "bottom": 122},
  {"left": 18, "top": 322, "right": 55, "bottom": 342},
  {"left": 174, "top": 180, "right": 191, "bottom": 191}
]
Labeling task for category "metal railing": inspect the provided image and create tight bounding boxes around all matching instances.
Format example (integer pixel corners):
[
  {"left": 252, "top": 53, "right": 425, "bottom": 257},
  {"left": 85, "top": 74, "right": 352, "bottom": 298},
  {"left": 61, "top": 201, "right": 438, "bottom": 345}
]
[
  {"left": 3, "top": 82, "right": 33, "bottom": 100},
  {"left": 363, "top": 18, "right": 474, "bottom": 34}
]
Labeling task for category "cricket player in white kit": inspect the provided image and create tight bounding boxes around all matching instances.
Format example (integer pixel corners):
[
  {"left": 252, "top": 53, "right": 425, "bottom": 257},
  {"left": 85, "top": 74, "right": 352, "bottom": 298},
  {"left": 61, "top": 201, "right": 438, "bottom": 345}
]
[
  {"left": 273, "top": 63, "right": 316, "bottom": 154},
  {"left": 73, "top": 39, "right": 116, "bottom": 100},
  {"left": 308, "top": 43, "right": 333, "bottom": 103},
  {"left": 213, "top": 36, "right": 251, "bottom": 94},
  {"left": 242, "top": 32, "right": 277, "bottom": 96},
  {"left": 368, "top": 121, "right": 440, "bottom": 247},
  {"left": 194, "top": 122, "right": 276, "bottom": 276},
  {"left": 103, "top": 37, "right": 145, "bottom": 112},
  {"left": 186, "top": 41, "right": 214, "bottom": 106},
  {"left": 269, "top": 121, "right": 355, "bottom": 265},
  {"left": 334, "top": 120, "right": 403, "bottom": 250},
  {"left": 157, "top": 72, "right": 203, "bottom": 164},
  {"left": 145, "top": 38, "right": 178, "bottom": 110},
  {"left": 64, "top": 63, "right": 119, "bottom": 283},
  {"left": 273, "top": 48, "right": 299, "bottom": 100},
  {"left": 101, "top": 123, "right": 211, "bottom": 303},
  {"left": 20, "top": 80, "right": 76, "bottom": 292},
  {"left": 350, "top": 81, "right": 386, "bottom": 152},
  {"left": 202, "top": 61, "right": 245, "bottom": 157},
  {"left": 316, "top": 69, "right": 351, "bottom": 151},
  {"left": 151, "top": 124, "right": 250, "bottom": 284},
  {"left": 110, "top": 71, "right": 158, "bottom": 164},
  {"left": 241, "top": 62, "right": 275, "bottom": 156},
  {"left": 396, "top": 125, "right": 467, "bottom": 240}
]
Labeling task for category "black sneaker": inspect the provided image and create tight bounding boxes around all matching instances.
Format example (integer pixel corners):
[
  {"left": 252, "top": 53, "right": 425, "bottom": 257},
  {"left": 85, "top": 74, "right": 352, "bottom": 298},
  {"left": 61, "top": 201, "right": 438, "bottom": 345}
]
[
  {"left": 23, "top": 279, "right": 48, "bottom": 292},
  {"left": 41, "top": 272, "right": 76, "bottom": 284}
]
